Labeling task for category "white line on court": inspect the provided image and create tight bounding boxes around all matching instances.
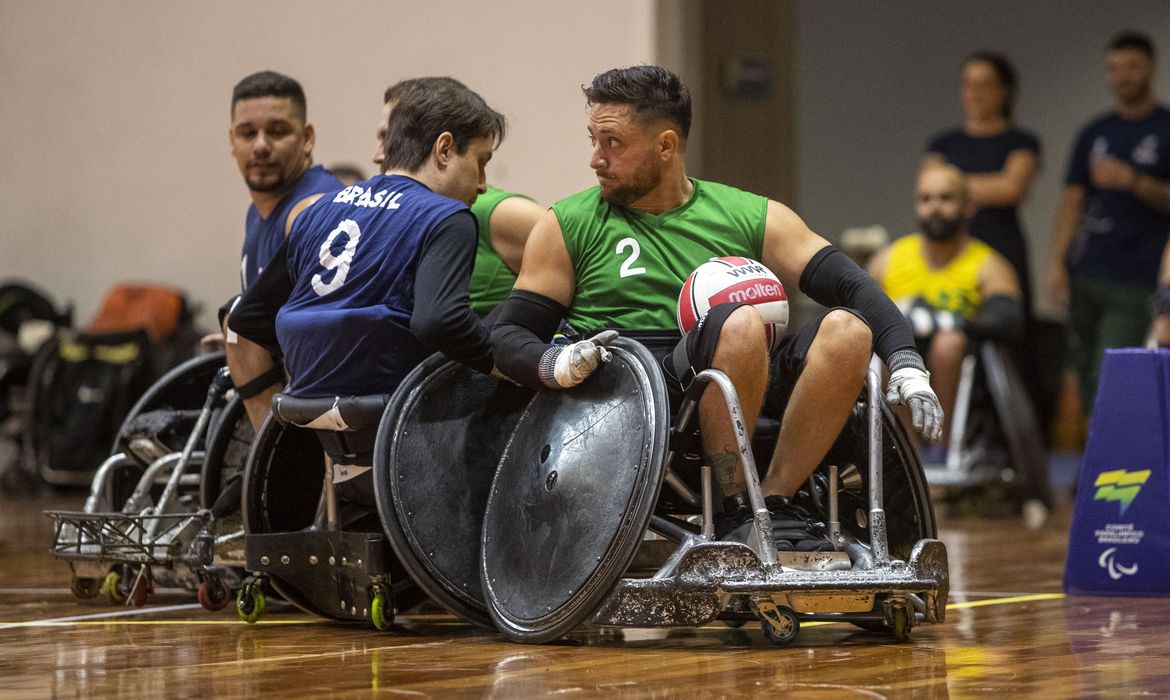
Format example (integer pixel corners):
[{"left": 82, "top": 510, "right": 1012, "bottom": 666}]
[{"left": 0, "top": 603, "right": 202, "bottom": 628}]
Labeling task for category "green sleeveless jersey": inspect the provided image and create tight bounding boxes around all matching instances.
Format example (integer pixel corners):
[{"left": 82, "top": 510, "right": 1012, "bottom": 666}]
[
  {"left": 468, "top": 185, "right": 534, "bottom": 316},
  {"left": 553, "top": 178, "right": 767, "bottom": 332}
]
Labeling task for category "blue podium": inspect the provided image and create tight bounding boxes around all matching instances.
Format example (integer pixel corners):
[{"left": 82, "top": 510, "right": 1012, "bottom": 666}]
[{"left": 1064, "top": 348, "right": 1170, "bottom": 596}]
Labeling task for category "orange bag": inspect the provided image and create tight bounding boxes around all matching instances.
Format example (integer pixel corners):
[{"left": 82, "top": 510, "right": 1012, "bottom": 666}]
[{"left": 87, "top": 284, "right": 186, "bottom": 344}]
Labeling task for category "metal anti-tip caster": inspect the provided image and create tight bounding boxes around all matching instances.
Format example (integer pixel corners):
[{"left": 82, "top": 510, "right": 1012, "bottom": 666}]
[
  {"left": 370, "top": 584, "right": 394, "bottom": 631},
  {"left": 70, "top": 577, "right": 100, "bottom": 599},
  {"left": 197, "top": 576, "right": 232, "bottom": 612},
  {"left": 236, "top": 577, "right": 266, "bottom": 623},
  {"left": 758, "top": 604, "right": 800, "bottom": 647},
  {"left": 891, "top": 605, "right": 912, "bottom": 643},
  {"left": 102, "top": 571, "right": 125, "bottom": 605}
]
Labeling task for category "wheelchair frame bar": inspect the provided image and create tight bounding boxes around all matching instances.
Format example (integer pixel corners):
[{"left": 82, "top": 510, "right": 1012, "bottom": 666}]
[
  {"left": 82, "top": 452, "right": 137, "bottom": 515},
  {"left": 944, "top": 354, "right": 977, "bottom": 473},
  {"left": 866, "top": 355, "right": 891, "bottom": 566},
  {"left": 145, "top": 368, "right": 231, "bottom": 538},
  {"left": 690, "top": 368, "right": 778, "bottom": 569},
  {"left": 46, "top": 509, "right": 213, "bottom": 567}
]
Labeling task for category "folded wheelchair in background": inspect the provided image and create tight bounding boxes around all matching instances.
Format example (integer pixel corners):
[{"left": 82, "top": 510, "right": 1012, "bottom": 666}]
[{"left": 46, "top": 351, "right": 253, "bottom": 609}]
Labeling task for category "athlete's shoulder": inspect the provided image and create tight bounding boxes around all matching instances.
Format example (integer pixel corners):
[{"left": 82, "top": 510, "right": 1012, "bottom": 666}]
[
  {"left": 298, "top": 165, "right": 345, "bottom": 195},
  {"left": 471, "top": 184, "right": 531, "bottom": 217},
  {"left": 692, "top": 178, "right": 767, "bottom": 206},
  {"left": 889, "top": 232, "right": 923, "bottom": 256},
  {"left": 551, "top": 186, "right": 606, "bottom": 223}
]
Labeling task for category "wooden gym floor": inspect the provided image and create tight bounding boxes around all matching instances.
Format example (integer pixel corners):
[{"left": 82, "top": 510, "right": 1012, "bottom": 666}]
[{"left": 1, "top": 491, "right": 1168, "bottom": 698}]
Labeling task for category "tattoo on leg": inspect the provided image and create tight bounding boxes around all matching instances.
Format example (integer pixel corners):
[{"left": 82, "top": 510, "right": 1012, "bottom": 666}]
[{"left": 706, "top": 451, "right": 739, "bottom": 488}]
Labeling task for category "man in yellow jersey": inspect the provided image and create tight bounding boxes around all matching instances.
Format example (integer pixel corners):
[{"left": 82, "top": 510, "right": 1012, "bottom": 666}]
[
  {"left": 492, "top": 65, "right": 942, "bottom": 552},
  {"left": 374, "top": 78, "right": 545, "bottom": 317},
  {"left": 869, "top": 164, "right": 1023, "bottom": 446}
]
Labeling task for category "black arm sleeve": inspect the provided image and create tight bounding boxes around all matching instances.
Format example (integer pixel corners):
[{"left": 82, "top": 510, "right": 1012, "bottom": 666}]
[
  {"left": 410, "top": 211, "right": 493, "bottom": 374},
  {"left": 965, "top": 294, "right": 1024, "bottom": 341},
  {"left": 227, "top": 238, "right": 293, "bottom": 353},
  {"left": 799, "top": 246, "right": 924, "bottom": 373},
  {"left": 490, "top": 289, "right": 569, "bottom": 389}
]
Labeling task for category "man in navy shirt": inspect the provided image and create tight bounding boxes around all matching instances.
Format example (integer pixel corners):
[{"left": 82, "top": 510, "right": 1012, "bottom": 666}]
[
  {"left": 220, "top": 71, "right": 344, "bottom": 427},
  {"left": 228, "top": 79, "right": 503, "bottom": 423},
  {"left": 1048, "top": 31, "right": 1170, "bottom": 414}
]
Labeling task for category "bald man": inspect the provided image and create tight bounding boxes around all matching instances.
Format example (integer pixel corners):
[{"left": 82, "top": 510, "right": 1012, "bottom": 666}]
[{"left": 869, "top": 164, "right": 1023, "bottom": 445}]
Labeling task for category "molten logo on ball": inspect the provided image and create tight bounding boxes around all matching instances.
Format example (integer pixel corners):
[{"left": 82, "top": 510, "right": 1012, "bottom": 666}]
[{"left": 677, "top": 257, "right": 789, "bottom": 350}]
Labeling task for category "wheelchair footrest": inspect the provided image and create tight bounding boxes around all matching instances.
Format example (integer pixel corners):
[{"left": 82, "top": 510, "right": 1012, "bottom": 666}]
[
  {"left": 46, "top": 509, "right": 213, "bottom": 567},
  {"left": 245, "top": 530, "right": 391, "bottom": 621},
  {"left": 592, "top": 538, "right": 949, "bottom": 628}
]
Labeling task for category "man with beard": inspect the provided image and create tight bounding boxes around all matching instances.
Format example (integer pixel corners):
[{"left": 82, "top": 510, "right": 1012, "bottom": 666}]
[
  {"left": 869, "top": 164, "right": 1023, "bottom": 448},
  {"left": 1047, "top": 31, "right": 1170, "bottom": 414},
  {"left": 491, "top": 65, "right": 941, "bottom": 554},
  {"left": 223, "top": 71, "right": 343, "bottom": 427},
  {"left": 230, "top": 71, "right": 343, "bottom": 290}
]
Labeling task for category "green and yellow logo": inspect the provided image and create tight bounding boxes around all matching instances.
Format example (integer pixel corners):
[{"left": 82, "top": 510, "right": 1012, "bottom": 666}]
[{"left": 1093, "top": 469, "right": 1151, "bottom": 516}]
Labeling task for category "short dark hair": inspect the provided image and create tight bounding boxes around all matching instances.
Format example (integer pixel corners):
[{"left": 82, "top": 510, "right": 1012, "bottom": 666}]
[
  {"left": 232, "top": 70, "right": 307, "bottom": 121},
  {"left": 384, "top": 76, "right": 468, "bottom": 105},
  {"left": 965, "top": 52, "right": 1018, "bottom": 122},
  {"left": 1108, "top": 30, "right": 1155, "bottom": 59},
  {"left": 382, "top": 79, "right": 506, "bottom": 172},
  {"left": 583, "top": 65, "right": 692, "bottom": 140}
]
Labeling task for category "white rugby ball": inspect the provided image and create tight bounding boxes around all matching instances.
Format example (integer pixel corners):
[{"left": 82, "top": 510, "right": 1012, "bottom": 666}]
[{"left": 677, "top": 256, "right": 789, "bottom": 350}]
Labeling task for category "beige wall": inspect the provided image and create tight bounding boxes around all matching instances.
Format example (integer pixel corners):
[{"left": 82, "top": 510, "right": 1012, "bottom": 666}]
[{"left": 0, "top": 0, "right": 656, "bottom": 327}]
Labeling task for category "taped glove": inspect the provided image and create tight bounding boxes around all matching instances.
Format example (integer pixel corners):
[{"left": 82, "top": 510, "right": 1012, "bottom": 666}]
[
  {"left": 885, "top": 367, "right": 944, "bottom": 442},
  {"left": 537, "top": 330, "right": 619, "bottom": 389}
]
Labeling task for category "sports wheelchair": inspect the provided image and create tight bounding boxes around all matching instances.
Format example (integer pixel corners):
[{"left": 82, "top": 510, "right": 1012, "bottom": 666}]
[
  {"left": 236, "top": 338, "right": 947, "bottom": 644},
  {"left": 46, "top": 351, "right": 253, "bottom": 609},
  {"left": 922, "top": 340, "right": 1051, "bottom": 527},
  {"left": 234, "top": 353, "right": 533, "bottom": 629}
]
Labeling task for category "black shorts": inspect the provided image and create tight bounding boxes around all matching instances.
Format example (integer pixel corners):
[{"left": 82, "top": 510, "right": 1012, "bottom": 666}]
[{"left": 622, "top": 303, "right": 868, "bottom": 420}]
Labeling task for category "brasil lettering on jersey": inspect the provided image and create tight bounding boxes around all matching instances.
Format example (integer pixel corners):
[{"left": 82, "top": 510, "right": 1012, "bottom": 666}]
[{"left": 332, "top": 184, "right": 404, "bottom": 210}]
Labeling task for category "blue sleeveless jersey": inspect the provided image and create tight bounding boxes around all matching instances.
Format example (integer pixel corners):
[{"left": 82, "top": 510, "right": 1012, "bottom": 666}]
[
  {"left": 277, "top": 174, "right": 468, "bottom": 398},
  {"left": 241, "top": 165, "right": 343, "bottom": 289}
]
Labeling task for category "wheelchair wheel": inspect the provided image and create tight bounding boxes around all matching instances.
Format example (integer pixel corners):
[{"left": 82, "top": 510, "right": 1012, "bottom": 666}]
[
  {"left": 240, "top": 417, "right": 331, "bottom": 617},
  {"left": 199, "top": 395, "right": 252, "bottom": 514},
  {"left": 979, "top": 343, "right": 1051, "bottom": 510},
  {"left": 818, "top": 395, "right": 937, "bottom": 560},
  {"left": 241, "top": 417, "right": 425, "bottom": 618},
  {"left": 112, "top": 351, "right": 226, "bottom": 457},
  {"left": 481, "top": 338, "right": 670, "bottom": 643},
  {"left": 374, "top": 354, "right": 533, "bottom": 630}
]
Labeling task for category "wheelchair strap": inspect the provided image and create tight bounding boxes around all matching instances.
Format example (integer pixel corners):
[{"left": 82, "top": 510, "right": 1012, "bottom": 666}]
[{"left": 234, "top": 366, "right": 284, "bottom": 400}]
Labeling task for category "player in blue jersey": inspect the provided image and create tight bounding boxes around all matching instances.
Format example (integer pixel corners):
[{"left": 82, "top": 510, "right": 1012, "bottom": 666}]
[
  {"left": 228, "top": 78, "right": 505, "bottom": 426},
  {"left": 219, "top": 71, "right": 344, "bottom": 426},
  {"left": 230, "top": 71, "right": 344, "bottom": 290},
  {"left": 374, "top": 78, "right": 544, "bottom": 317}
]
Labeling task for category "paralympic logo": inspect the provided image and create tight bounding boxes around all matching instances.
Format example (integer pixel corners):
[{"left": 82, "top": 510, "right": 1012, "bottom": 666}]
[
  {"left": 1092, "top": 469, "right": 1151, "bottom": 516},
  {"left": 1098, "top": 547, "right": 1139, "bottom": 580}
]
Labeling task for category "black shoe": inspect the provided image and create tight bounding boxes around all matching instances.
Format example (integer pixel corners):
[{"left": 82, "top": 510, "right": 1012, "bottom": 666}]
[
  {"left": 763, "top": 495, "right": 834, "bottom": 552},
  {"left": 715, "top": 494, "right": 833, "bottom": 553}
]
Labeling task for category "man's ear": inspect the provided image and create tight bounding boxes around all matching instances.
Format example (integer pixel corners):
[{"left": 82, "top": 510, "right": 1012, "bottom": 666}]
[
  {"left": 303, "top": 122, "right": 316, "bottom": 155},
  {"left": 658, "top": 129, "right": 679, "bottom": 160},
  {"left": 432, "top": 131, "right": 455, "bottom": 168}
]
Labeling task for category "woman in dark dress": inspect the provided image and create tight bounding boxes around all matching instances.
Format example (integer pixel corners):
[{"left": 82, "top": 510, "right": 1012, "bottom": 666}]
[{"left": 924, "top": 52, "right": 1041, "bottom": 313}]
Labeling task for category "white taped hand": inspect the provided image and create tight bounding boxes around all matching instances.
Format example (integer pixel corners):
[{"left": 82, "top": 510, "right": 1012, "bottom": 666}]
[
  {"left": 542, "top": 330, "right": 619, "bottom": 389},
  {"left": 885, "top": 367, "right": 944, "bottom": 442}
]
